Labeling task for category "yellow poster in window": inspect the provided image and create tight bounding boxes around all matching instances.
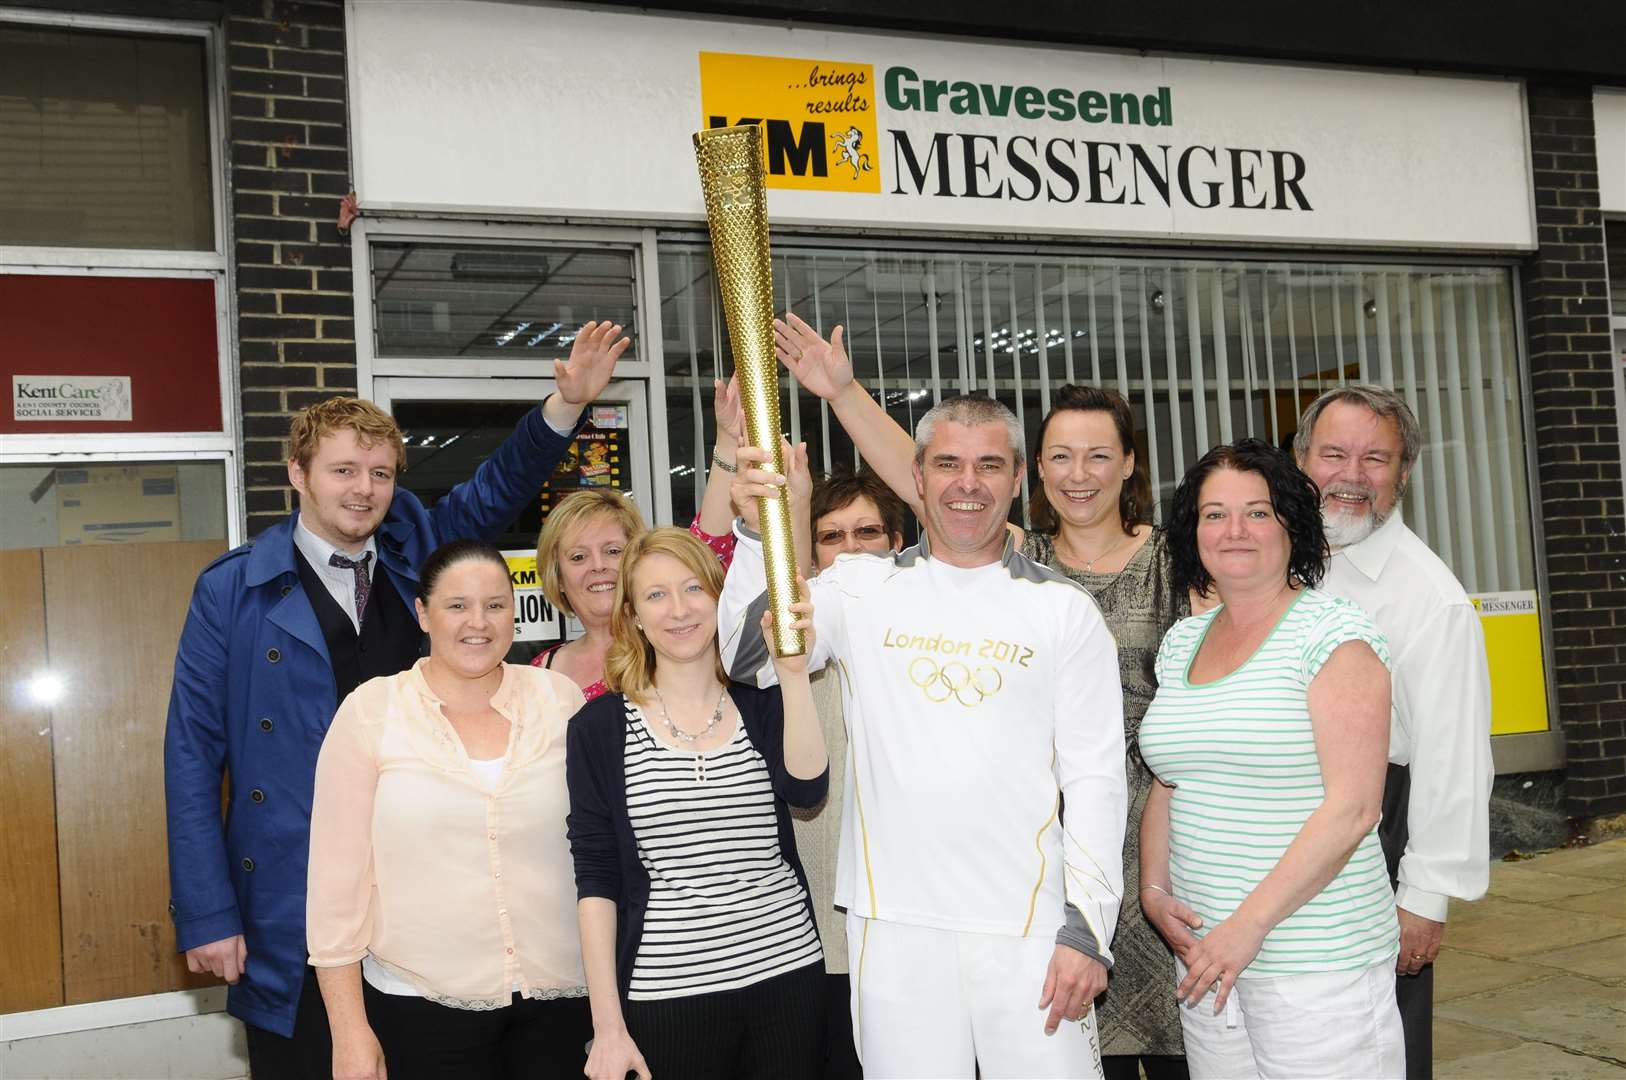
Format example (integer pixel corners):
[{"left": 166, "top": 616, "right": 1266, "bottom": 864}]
[
  {"left": 1471, "top": 591, "right": 1550, "bottom": 736},
  {"left": 698, "top": 51, "right": 881, "bottom": 193}
]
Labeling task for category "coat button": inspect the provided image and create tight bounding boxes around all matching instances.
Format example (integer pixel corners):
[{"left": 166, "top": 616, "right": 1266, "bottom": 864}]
[
  {"left": 281, "top": 584, "right": 293, "bottom": 597},
  {"left": 250, "top": 789, "right": 265, "bottom": 803},
  {"left": 167, "top": 902, "right": 177, "bottom": 916},
  {"left": 260, "top": 718, "right": 273, "bottom": 732},
  {"left": 241, "top": 857, "right": 255, "bottom": 872},
  {"left": 266, "top": 648, "right": 280, "bottom": 663}
]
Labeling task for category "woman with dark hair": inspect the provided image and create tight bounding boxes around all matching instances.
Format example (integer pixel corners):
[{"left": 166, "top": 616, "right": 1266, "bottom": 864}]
[
  {"left": 307, "top": 539, "right": 592, "bottom": 1079},
  {"left": 1018, "top": 383, "right": 1190, "bottom": 1079},
  {"left": 1138, "top": 440, "right": 1403, "bottom": 1079},
  {"left": 566, "top": 528, "right": 828, "bottom": 1080}
]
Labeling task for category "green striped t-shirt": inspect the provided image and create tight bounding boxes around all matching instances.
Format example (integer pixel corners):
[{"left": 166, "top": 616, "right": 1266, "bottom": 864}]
[{"left": 1139, "top": 588, "right": 1399, "bottom": 978}]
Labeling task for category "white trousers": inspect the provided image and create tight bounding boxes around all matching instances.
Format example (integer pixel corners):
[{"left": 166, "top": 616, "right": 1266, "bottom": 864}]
[
  {"left": 847, "top": 914, "right": 1105, "bottom": 1080},
  {"left": 1175, "top": 959, "right": 1405, "bottom": 1079}
]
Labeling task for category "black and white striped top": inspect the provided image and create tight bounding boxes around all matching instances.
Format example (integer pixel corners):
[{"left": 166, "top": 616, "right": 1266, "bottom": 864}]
[{"left": 622, "top": 700, "right": 822, "bottom": 1000}]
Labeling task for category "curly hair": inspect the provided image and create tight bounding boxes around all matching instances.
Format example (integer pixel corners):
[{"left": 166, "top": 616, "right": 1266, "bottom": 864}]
[
  {"left": 287, "top": 396, "right": 405, "bottom": 474},
  {"left": 1027, "top": 384, "right": 1152, "bottom": 536},
  {"left": 1167, "top": 438, "right": 1328, "bottom": 596}
]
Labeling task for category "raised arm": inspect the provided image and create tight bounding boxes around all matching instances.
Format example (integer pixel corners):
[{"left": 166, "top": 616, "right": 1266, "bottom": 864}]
[
  {"left": 427, "top": 321, "right": 625, "bottom": 544},
  {"left": 1177, "top": 638, "right": 1391, "bottom": 1011},
  {"left": 695, "top": 374, "right": 746, "bottom": 540},
  {"left": 774, "top": 313, "right": 921, "bottom": 516}
]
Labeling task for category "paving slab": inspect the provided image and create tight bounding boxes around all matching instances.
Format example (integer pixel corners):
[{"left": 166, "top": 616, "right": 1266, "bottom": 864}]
[
  {"left": 1489, "top": 863, "right": 1623, "bottom": 903},
  {"left": 1432, "top": 1016, "right": 1522, "bottom": 1061},
  {"left": 1445, "top": 894, "right": 1626, "bottom": 958},
  {"left": 1433, "top": 947, "right": 1556, "bottom": 1002},
  {"left": 1435, "top": 1042, "right": 1626, "bottom": 1079},
  {"left": 1550, "top": 885, "right": 1626, "bottom": 919},
  {"left": 1435, "top": 974, "right": 1626, "bottom": 1061},
  {"left": 1526, "top": 935, "right": 1626, "bottom": 981},
  {"left": 1519, "top": 842, "right": 1626, "bottom": 883}
]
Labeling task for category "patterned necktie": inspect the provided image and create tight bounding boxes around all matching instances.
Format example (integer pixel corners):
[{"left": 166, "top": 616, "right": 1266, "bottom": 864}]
[{"left": 329, "top": 551, "right": 373, "bottom": 626}]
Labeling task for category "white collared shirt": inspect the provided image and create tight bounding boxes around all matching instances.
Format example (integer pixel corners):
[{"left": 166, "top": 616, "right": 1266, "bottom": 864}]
[
  {"left": 293, "top": 517, "right": 378, "bottom": 633},
  {"left": 1322, "top": 512, "right": 1493, "bottom": 921}
]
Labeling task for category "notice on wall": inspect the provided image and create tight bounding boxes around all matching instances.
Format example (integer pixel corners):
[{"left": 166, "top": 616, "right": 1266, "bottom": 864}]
[
  {"left": 538, "top": 407, "right": 632, "bottom": 517},
  {"left": 14, "top": 376, "right": 133, "bottom": 422},
  {"left": 1472, "top": 590, "right": 1551, "bottom": 736},
  {"left": 503, "top": 550, "right": 564, "bottom": 643},
  {"left": 57, "top": 465, "right": 180, "bottom": 545}
]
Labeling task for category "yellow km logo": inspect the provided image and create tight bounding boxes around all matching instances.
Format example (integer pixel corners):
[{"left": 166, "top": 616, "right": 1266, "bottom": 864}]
[{"left": 699, "top": 51, "right": 882, "bottom": 194}]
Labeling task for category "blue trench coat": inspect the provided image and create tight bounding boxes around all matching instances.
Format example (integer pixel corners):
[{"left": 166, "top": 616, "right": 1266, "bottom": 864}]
[{"left": 163, "top": 407, "right": 579, "bottom": 1036}]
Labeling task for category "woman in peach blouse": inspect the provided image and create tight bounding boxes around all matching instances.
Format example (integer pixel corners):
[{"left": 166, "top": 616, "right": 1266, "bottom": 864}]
[{"left": 307, "top": 539, "right": 589, "bottom": 1080}]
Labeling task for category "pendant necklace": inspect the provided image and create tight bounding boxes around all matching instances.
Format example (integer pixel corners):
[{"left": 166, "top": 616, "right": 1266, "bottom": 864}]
[{"left": 652, "top": 684, "right": 729, "bottom": 783}]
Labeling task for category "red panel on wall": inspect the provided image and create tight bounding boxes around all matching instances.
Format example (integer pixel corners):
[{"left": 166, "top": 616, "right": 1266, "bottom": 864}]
[{"left": 1, "top": 275, "right": 222, "bottom": 435}]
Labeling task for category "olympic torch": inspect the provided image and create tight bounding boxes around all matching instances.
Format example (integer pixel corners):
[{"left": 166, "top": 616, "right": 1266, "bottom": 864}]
[{"left": 693, "top": 123, "right": 805, "bottom": 658}]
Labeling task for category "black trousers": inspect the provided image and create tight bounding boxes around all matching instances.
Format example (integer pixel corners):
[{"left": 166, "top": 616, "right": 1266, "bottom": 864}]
[
  {"left": 1380, "top": 762, "right": 1434, "bottom": 1080},
  {"left": 1102, "top": 1054, "right": 1191, "bottom": 1080},
  {"left": 363, "top": 981, "right": 592, "bottom": 1080},
  {"left": 821, "top": 973, "right": 862, "bottom": 1080},
  {"left": 623, "top": 962, "right": 825, "bottom": 1080},
  {"left": 244, "top": 967, "right": 333, "bottom": 1080}
]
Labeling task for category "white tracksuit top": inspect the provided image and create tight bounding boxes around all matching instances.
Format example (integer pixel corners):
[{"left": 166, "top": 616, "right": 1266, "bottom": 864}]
[{"left": 719, "top": 526, "right": 1126, "bottom": 963}]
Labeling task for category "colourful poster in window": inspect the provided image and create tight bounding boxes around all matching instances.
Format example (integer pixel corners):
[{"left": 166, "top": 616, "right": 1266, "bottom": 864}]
[{"left": 1471, "top": 591, "right": 1550, "bottom": 736}]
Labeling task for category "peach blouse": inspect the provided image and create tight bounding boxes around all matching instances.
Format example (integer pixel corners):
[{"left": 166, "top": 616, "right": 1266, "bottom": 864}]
[{"left": 307, "top": 660, "right": 587, "bottom": 1009}]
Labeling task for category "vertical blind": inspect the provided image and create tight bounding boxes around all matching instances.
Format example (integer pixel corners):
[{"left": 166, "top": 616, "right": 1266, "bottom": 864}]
[{"left": 658, "top": 245, "right": 1534, "bottom": 596}]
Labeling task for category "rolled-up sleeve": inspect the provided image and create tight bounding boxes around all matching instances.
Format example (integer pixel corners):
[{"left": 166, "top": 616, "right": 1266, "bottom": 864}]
[{"left": 306, "top": 698, "right": 379, "bottom": 967}]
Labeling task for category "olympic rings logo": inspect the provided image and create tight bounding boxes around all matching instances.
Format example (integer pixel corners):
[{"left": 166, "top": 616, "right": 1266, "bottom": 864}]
[{"left": 907, "top": 657, "right": 1004, "bottom": 707}]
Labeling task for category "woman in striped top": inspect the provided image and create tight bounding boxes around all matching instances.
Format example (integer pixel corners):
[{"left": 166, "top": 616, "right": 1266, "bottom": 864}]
[
  {"left": 566, "top": 528, "right": 829, "bottom": 1080},
  {"left": 1138, "top": 440, "right": 1403, "bottom": 1079}
]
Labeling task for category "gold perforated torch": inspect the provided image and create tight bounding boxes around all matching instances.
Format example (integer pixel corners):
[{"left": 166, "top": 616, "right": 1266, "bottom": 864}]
[{"left": 693, "top": 123, "right": 805, "bottom": 658}]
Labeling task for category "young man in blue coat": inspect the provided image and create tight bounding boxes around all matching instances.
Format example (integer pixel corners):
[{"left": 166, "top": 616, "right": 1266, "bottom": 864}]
[{"left": 163, "top": 321, "right": 628, "bottom": 1077}]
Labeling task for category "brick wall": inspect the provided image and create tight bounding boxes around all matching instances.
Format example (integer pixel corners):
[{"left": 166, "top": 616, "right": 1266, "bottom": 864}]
[
  {"left": 1523, "top": 84, "right": 1626, "bottom": 819},
  {"left": 225, "top": 0, "right": 357, "bottom": 537}
]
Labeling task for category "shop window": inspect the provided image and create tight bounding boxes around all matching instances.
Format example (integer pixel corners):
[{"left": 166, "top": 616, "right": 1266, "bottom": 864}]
[
  {"left": 371, "top": 242, "right": 638, "bottom": 359},
  {"left": 659, "top": 243, "right": 1537, "bottom": 597},
  {"left": 0, "top": 461, "right": 228, "bottom": 1012},
  {"left": 0, "top": 24, "right": 214, "bottom": 251}
]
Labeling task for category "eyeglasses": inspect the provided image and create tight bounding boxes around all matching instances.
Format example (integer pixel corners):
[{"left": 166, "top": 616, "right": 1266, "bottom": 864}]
[{"left": 815, "top": 524, "right": 889, "bottom": 546}]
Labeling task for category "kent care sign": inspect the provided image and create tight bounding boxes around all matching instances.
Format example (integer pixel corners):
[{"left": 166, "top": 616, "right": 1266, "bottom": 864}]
[{"left": 700, "top": 52, "right": 882, "bottom": 193}]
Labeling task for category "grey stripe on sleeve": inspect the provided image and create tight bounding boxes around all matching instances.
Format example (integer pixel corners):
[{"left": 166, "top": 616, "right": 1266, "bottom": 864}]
[
  {"left": 727, "top": 589, "right": 774, "bottom": 683},
  {"left": 1055, "top": 901, "right": 1112, "bottom": 970}
]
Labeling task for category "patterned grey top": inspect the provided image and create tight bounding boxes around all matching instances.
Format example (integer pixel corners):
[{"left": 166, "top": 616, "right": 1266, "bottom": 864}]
[{"left": 1022, "top": 526, "right": 1190, "bottom": 1058}]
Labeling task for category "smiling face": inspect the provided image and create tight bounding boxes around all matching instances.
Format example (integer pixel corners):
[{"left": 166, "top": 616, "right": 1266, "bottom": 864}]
[
  {"left": 912, "top": 420, "right": 1023, "bottom": 568},
  {"left": 414, "top": 557, "right": 514, "bottom": 680},
  {"left": 1195, "top": 466, "right": 1292, "bottom": 595},
  {"left": 1035, "top": 409, "right": 1135, "bottom": 531},
  {"left": 288, "top": 427, "right": 397, "bottom": 550},
  {"left": 558, "top": 514, "right": 630, "bottom": 624},
  {"left": 628, "top": 551, "right": 719, "bottom": 668},
  {"left": 1298, "top": 400, "right": 1408, "bottom": 549},
  {"left": 814, "top": 494, "right": 901, "bottom": 571}
]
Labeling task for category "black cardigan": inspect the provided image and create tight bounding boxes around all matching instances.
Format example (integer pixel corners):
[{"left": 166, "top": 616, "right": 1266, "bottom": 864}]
[{"left": 565, "top": 681, "right": 829, "bottom": 1000}]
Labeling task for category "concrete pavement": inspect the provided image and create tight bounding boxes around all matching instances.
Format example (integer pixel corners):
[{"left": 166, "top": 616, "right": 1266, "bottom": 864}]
[{"left": 1434, "top": 837, "right": 1626, "bottom": 1078}]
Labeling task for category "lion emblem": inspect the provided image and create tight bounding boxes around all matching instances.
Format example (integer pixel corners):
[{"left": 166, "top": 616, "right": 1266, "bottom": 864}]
[{"left": 832, "top": 127, "right": 873, "bottom": 180}]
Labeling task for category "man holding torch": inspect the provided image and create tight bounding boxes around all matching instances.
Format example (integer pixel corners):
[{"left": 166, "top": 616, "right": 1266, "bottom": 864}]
[{"left": 718, "top": 393, "right": 1125, "bottom": 1079}]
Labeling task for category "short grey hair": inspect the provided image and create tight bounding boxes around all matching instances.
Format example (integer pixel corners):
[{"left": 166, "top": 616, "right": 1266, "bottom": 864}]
[
  {"left": 914, "top": 395, "right": 1025, "bottom": 466},
  {"left": 1293, "top": 384, "right": 1422, "bottom": 478}
]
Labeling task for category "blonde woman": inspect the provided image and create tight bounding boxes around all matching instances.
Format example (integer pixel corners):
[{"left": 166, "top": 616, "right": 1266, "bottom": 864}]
[
  {"left": 532, "top": 378, "right": 747, "bottom": 700},
  {"left": 566, "top": 528, "right": 827, "bottom": 1080}
]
